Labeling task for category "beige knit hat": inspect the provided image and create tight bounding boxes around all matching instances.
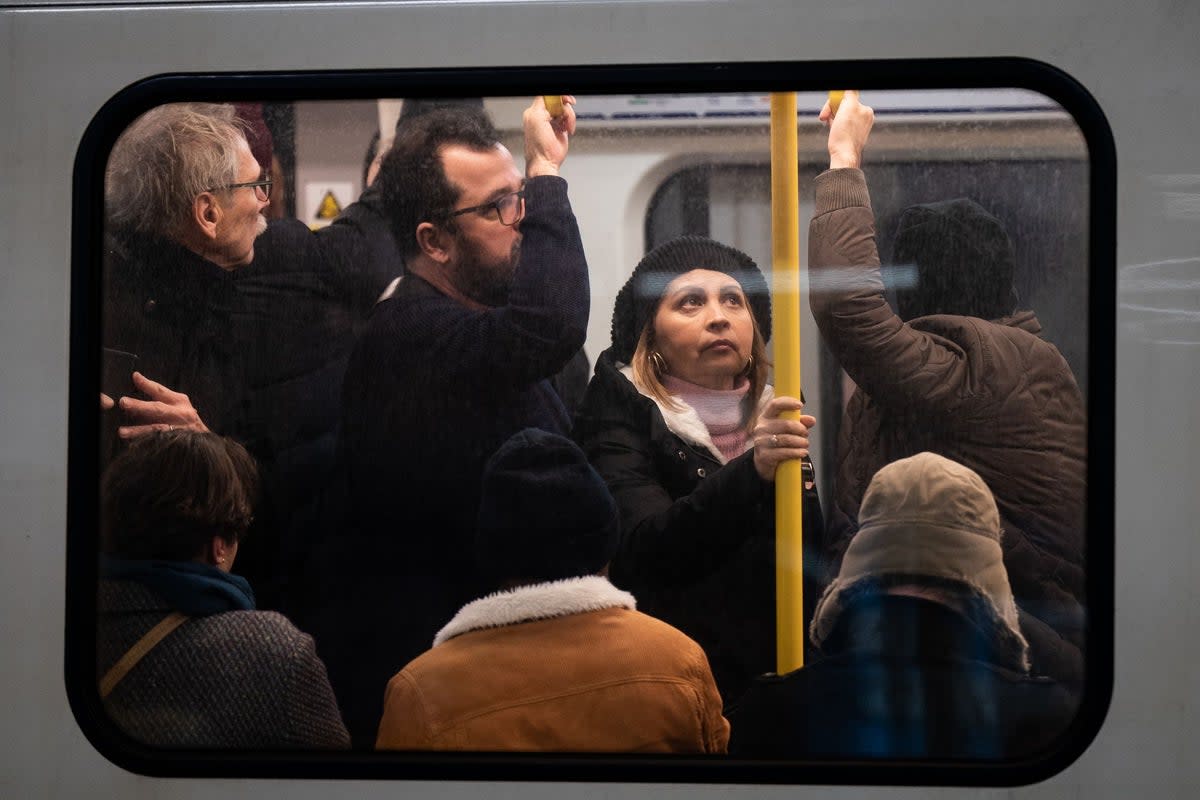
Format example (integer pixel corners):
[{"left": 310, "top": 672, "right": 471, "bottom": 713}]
[{"left": 810, "top": 452, "right": 1030, "bottom": 671}]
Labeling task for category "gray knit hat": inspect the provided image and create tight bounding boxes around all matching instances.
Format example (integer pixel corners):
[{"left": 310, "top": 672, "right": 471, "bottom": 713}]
[
  {"left": 810, "top": 452, "right": 1030, "bottom": 671},
  {"left": 609, "top": 236, "right": 771, "bottom": 363}
]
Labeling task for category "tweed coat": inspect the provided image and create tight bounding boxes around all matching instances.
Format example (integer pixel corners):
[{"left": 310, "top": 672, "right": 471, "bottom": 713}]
[{"left": 97, "top": 579, "right": 349, "bottom": 749}]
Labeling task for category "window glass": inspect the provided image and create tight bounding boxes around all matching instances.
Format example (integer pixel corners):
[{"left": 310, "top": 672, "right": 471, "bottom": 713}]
[{"left": 70, "top": 77, "right": 1109, "bottom": 783}]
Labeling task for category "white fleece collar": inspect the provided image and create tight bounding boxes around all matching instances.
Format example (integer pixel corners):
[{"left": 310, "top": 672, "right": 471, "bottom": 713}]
[
  {"left": 617, "top": 363, "right": 773, "bottom": 465},
  {"left": 433, "top": 576, "right": 636, "bottom": 647}
]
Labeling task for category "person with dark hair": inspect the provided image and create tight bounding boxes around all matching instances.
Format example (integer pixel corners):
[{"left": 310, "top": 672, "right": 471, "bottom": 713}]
[
  {"left": 96, "top": 430, "right": 349, "bottom": 749},
  {"left": 572, "top": 236, "right": 824, "bottom": 707},
  {"left": 728, "top": 453, "right": 1077, "bottom": 759},
  {"left": 326, "top": 97, "right": 589, "bottom": 744},
  {"left": 806, "top": 91, "right": 1087, "bottom": 685},
  {"left": 375, "top": 429, "right": 728, "bottom": 753}
]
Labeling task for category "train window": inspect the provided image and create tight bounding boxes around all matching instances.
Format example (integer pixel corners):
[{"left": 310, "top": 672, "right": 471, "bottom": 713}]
[{"left": 66, "top": 63, "right": 1114, "bottom": 784}]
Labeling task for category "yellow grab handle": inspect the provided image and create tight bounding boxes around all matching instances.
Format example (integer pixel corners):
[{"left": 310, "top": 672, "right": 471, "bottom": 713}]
[
  {"left": 543, "top": 95, "right": 565, "bottom": 118},
  {"left": 827, "top": 90, "right": 845, "bottom": 117}
]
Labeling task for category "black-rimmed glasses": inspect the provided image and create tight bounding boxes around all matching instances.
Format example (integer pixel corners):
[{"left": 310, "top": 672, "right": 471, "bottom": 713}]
[
  {"left": 448, "top": 188, "right": 525, "bottom": 226},
  {"left": 209, "top": 177, "right": 273, "bottom": 200}
]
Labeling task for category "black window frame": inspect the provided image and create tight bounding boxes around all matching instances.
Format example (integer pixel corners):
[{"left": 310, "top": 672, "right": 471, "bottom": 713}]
[{"left": 66, "top": 57, "right": 1116, "bottom": 785}]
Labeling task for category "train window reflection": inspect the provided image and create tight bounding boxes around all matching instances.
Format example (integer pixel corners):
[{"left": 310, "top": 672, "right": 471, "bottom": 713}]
[{"left": 73, "top": 80, "right": 1107, "bottom": 781}]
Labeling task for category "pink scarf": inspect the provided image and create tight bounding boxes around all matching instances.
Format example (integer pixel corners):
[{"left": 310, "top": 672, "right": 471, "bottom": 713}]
[{"left": 661, "top": 374, "right": 750, "bottom": 462}]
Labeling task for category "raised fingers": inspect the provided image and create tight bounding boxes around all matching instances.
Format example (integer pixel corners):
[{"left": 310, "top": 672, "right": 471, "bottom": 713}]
[{"left": 131, "top": 371, "right": 184, "bottom": 402}]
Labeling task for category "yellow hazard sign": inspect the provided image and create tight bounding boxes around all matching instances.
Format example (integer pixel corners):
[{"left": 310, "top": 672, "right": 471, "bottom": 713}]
[{"left": 316, "top": 190, "right": 343, "bottom": 220}]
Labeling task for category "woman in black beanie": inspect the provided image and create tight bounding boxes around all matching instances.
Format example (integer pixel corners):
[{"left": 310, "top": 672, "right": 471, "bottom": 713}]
[{"left": 573, "top": 235, "right": 825, "bottom": 707}]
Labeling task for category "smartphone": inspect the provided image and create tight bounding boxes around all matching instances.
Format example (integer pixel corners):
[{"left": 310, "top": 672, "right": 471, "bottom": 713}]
[
  {"left": 101, "top": 348, "right": 138, "bottom": 403},
  {"left": 100, "top": 348, "right": 138, "bottom": 467}
]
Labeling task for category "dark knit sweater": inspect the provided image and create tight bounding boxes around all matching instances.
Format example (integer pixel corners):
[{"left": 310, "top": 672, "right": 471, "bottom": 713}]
[{"left": 325, "top": 174, "right": 589, "bottom": 744}]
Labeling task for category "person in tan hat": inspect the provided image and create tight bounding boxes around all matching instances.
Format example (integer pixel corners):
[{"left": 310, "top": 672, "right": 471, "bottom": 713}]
[{"left": 727, "top": 452, "right": 1077, "bottom": 760}]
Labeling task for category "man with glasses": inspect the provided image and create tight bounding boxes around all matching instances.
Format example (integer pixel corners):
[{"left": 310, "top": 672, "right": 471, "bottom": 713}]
[
  {"left": 103, "top": 103, "right": 274, "bottom": 443},
  {"left": 102, "top": 102, "right": 404, "bottom": 614},
  {"left": 325, "top": 97, "right": 589, "bottom": 745}
]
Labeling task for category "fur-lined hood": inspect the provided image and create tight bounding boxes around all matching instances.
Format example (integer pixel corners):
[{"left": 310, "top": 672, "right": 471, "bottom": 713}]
[
  {"left": 616, "top": 364, "right": 773, "bottom": 466},
  {"left": 434, "top": 576, "right": 635, "bottom": 647}
]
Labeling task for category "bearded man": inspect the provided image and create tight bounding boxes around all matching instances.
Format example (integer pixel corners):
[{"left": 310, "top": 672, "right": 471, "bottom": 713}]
[{"left": 327, "top": 98, "right": 589, "bottom": 745}]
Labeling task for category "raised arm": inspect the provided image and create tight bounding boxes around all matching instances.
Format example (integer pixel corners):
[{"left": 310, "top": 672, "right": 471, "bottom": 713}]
[
  {"left": 417, "top": 97, "right": 589, "bottom": 386},
  {"left": 808, "top": 92, "right": 985, "bottom": 413}
]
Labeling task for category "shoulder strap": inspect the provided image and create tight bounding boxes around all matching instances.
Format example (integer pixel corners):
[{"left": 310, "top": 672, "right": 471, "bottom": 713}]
[{"left": 99, "top": 611, "right": 189, "bottom": 699}]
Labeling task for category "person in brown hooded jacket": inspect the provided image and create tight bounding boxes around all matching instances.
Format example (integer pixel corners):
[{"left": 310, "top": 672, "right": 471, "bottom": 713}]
[{"left": 806, "top": 91, "right": 1087, "bottom": 685}]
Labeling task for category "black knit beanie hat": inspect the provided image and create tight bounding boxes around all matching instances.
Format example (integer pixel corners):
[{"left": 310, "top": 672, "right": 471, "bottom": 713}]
[
  {"left": 609, "top": 236, "right": 772, "bottom": 363},
  {"left": 476, "top": 428, "right": 620, "bottom": 584},
  {"left": 891, "top": 198, "right": 1018, "bottom": 321}
]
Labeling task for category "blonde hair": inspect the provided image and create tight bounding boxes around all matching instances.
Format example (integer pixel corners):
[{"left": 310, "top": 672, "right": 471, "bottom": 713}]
[{"left": 630, "top": 318, "right": 770, "bottom": 431}]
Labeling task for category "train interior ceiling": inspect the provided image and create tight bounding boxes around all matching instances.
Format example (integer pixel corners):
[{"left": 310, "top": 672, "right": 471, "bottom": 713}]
[{"left": 261, "top": 88, "right": 1087, "bottom": 495}]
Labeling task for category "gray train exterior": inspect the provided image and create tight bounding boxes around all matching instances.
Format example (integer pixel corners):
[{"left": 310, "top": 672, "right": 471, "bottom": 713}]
[{"left": 1, "top": 0, "right": 1196, "bottom": 797}]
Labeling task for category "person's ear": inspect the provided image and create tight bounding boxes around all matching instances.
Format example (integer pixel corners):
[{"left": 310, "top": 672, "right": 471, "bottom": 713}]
[
  {"left": 193, "top": 192, "right": 222, "bottom": 241},
  {"left": 210, "top": 535, "right": 234, "bottom": 567},
  {"left": 416, "top": 221, "right": 454, "bottom": 265}
]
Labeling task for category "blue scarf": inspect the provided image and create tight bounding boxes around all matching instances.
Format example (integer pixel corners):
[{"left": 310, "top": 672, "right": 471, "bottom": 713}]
[{"left": 101, "top": 556, "right": 256, "bottom": 616}]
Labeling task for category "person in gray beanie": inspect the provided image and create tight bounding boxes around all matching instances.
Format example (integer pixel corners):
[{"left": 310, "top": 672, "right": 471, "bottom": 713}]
[
  {"left": 728, "top": 452, "right": 1078, "bottom": 760},
  {"left": 573, "top": 235, "right": 826, "bottom": 708},
  {"left": 806, "top": 91, "right": 1087, "bottom": 687},
  {"left": 375, "top": 428, "right": 729, "bottom": 753}
]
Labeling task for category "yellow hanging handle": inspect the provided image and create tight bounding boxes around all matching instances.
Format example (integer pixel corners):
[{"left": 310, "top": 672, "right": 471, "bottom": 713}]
[
  {"left": 542, "top": 95, "right": 565, "bottom": 118},
  {"left": 770, "top": 92, "right": 805, "bottom": 674},
  {"left": 827, "top": 90, "right": 845, "bottom": 118}
]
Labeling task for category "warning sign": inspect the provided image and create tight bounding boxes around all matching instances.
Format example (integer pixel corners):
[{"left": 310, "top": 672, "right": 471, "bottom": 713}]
[
  {"left": 304, "top": 182, "right": 355, "bottom": 229},
  {"left": 316, "top": 191, "right": 342, "bottom": 220}
]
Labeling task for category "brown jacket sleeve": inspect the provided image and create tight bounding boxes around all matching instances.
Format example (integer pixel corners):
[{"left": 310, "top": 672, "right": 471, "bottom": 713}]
[
  {"left": 693, "top": 653, "right": 732, "bottom": 754},
  {"left": 375, "top": 670, "right": 433, "bottom": 750},
  {"left": 808, "top": 168, "right": 989, "bottom": 415}
]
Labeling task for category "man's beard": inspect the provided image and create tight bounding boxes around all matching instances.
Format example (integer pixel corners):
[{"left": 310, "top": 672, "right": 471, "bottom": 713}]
[{"left": 456, "top": 234, "right": 520, "bottom": 307}]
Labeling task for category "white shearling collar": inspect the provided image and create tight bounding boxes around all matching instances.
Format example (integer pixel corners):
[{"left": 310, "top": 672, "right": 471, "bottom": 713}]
[
  {"left": 617, "top": 363, "right": 773, "bottom": 465},
  {"left": 433, "top": 576, "right": 636, "bottom": 647}
]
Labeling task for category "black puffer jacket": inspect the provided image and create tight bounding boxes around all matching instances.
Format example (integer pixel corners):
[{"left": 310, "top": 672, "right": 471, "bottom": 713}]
[{"left": 573, "top": 350, "right": 825, "bottom": 706}]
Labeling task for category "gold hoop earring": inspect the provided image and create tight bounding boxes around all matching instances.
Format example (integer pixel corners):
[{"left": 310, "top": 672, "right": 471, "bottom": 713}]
[
  {"left": 650, "top": 350, "right": 668, "bottom": 375},
  {"left": 743, "top": 354, "right": 755, "bottom": 376}
]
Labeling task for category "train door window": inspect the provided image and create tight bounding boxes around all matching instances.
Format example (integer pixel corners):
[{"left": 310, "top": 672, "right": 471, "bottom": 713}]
[{"left": 68, "top": 68, "right": 1113, "bottom": 784}]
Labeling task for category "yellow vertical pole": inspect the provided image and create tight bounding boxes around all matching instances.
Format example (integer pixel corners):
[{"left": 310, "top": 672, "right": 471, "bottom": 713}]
[{"left": 770, "top": 92, "right": 805, "bottom": 674}]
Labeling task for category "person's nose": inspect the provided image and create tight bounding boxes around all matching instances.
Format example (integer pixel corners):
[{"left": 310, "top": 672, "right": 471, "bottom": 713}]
[{"left": 706, "top": 302, "right": 731, "bottom": 329}]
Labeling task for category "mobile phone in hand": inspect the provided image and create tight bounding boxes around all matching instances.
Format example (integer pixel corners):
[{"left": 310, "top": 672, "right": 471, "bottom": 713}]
[
  {"left": 100, "top": 348, "right": 139, "bottom": 467},
  {"left": 101, "top": 348, "right": 138, "bottom": 402}
]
